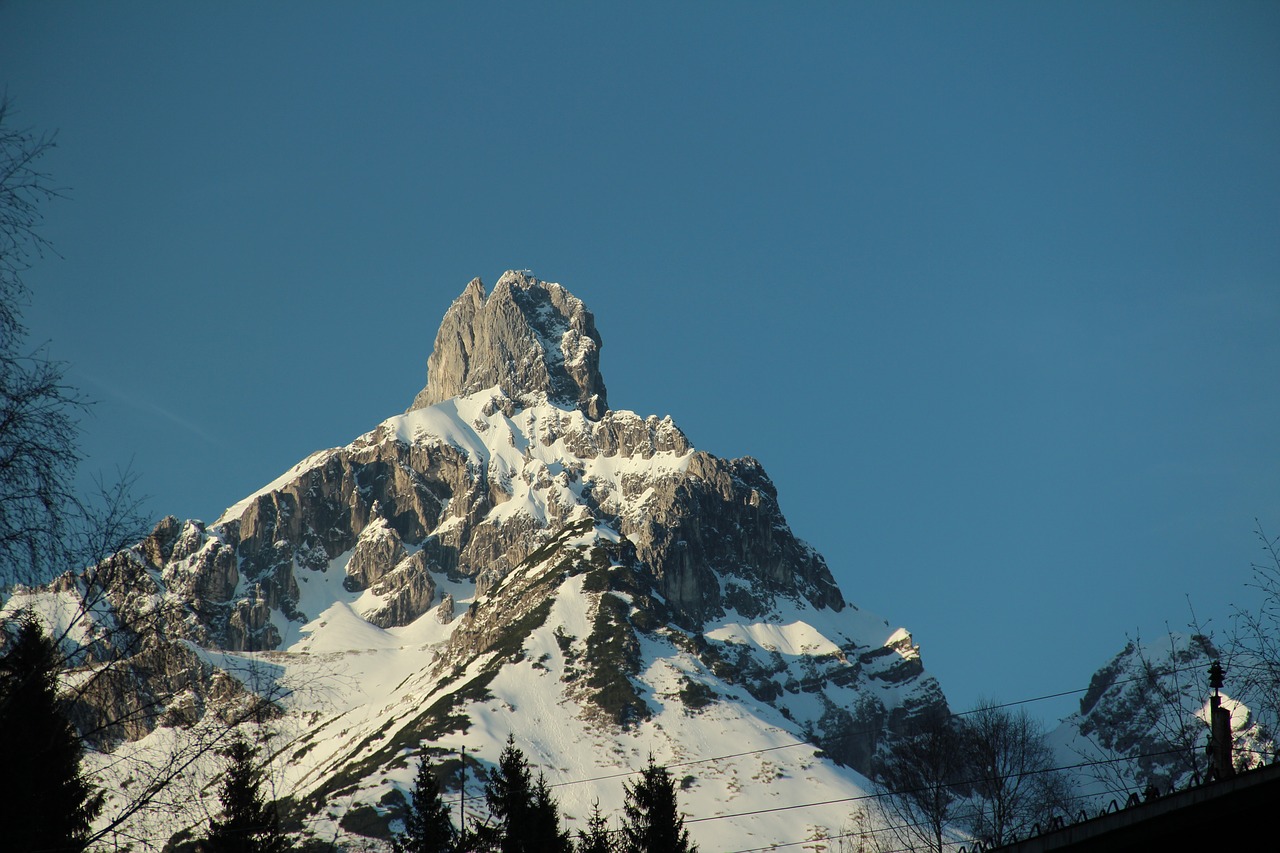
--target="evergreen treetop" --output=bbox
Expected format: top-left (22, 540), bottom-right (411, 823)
top-left (0, 614), bottom-right (102, 853)
top-left (476, 734), bottom-right (571, 853)
top-left (394, 754), bottom-right (457, 853)
top-left (618, 757), bottom-right (696, 853)
top-left (202, 735), bottom-right (290, 853)
top-left (574, 799), bottom-right (613, 853)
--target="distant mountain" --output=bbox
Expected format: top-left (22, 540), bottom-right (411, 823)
top-left (5, 271), bottom-right (949, 850)
top-left (1050, 632), bottom-right (1273, 801)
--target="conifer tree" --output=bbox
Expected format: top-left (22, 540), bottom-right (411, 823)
top-left (0, 615), bottom-right (102, 852)
top-left (529, 772), bottom-right (572, 853)
top-left (394, 755), bottom-right (457, 853)
top-left (477, 734), bottom-right (571, 853)
top-left (618, 757), bottom-right (696, 853)
top-left (203, 735), bottom-right (290, 853)
top-left (575, 799), bottom-right (613, 853)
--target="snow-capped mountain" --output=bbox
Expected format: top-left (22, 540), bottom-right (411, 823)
top-left (5, 272), bottom-right (948, 850)
top-left (1050, 632), bottom-right (1273, 801)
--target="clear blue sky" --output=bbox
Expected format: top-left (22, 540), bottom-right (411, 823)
top-left (3, 1), bottom-right (1277, 726)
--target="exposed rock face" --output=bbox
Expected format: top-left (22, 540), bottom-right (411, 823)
top-left (409, 271), bottom-right (608, 419)
top-left (365, 551), bottom-right (436, 629)
top-left (225, 586), bottom-right (280, 651)
top-left (435, 591), bottom-right (455, 623)
top-left (621, 452), bottom-right (844, 624)
top-left (344, 515), bottom-right (406, 591)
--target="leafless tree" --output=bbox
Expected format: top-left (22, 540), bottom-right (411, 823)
top-left (0, 95), bottom-right (98, 591)
top-left (0, 97), bottom-right (300, 851)
top-left (1227, 520), bottom-right (1280, 750)
top-left (831, 804), bottom-right (892, 853)
top-left (958, 700), bottom-right (1074, 846)
top-left (873, 709), bottom-right (966, 853)
top-left (0, 94), bottom-right (150, 690)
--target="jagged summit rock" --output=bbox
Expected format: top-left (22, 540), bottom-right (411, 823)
top-left (409, 271), bottom-right (609, 420)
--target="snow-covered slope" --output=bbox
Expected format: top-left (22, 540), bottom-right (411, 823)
top-left (250, 520), bottom-right (932, 850)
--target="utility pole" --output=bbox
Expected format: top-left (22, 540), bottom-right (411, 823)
top-left (460, 745), bottom-right (467, 830)
top-left (1206, 661), bottom-right (1235, 780)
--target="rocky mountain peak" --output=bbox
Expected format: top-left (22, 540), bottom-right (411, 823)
top-left (4, 270), bottom-right (955, 850)
top-left (409, 271), bottom-right (609, 419)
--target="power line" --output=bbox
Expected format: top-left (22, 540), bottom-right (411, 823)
top-left (718, 760), bottom-right (1222, 853)
top-left (673, 745), bottom-right (1198, 829)
top-left (724, 813), bottom-right (941, 853)
top-left (540, 660), bottom-right (1210, 792)
top-left (95, 649), bottom-right (1233, 847)
top-left (545, 739), bottom-right (816, 789)
top-left (254, 731), bottom-right (1250, 852)
top-left (680, 746), bottom-right (1209, 853)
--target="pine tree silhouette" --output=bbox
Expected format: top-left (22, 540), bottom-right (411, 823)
top-left (618, 757), bottom-right (696, 853)
top-left (0, 615), bottom-right (103, 852)
top-left (202, 736), bottom-right (290, 852)
top-left (575, 799), bottom-right (613, 853)
top-left (477, 734), bottom-right (571, 853)
top-left (529, 771), bottom-right (572, 853)
top-left (394, 755), bottom-right (457, 853)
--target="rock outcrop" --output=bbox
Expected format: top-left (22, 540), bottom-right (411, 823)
top-left (409, 271), bottom-right (608, 419)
